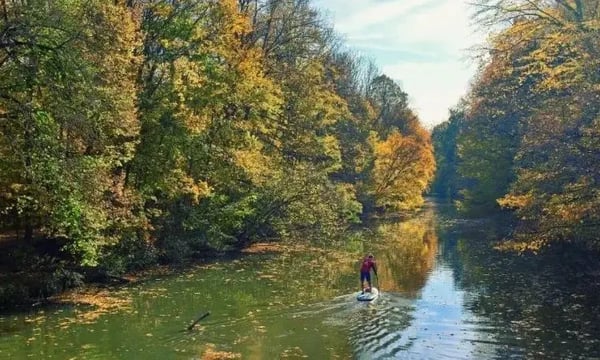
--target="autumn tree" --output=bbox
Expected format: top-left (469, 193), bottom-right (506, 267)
top-left (129, 0), bottom-right (289, 258)
top-left (363, 75), bottom-right (435, 211)
top-left (431, 105), bottom-right (465, 200)
top-left (438, 0), bottom-right (600, 250)
top-left (493, 0), bottom-right (600, 250)
top-left (0, 0), bottom-right (438, 282)
top-left (0, 0), bottom-right (140, 265)
top-left (237, 0), bottom-right (364, 233)
top-left (370, 130), bottom-right (435, 210)
top-left (327, 51), bottom-right (378, 192)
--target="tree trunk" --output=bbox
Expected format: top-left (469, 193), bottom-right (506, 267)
top-left (1, 0), bottom-right (7, 21)
top-left (24, 220), bottom-right (33, 243)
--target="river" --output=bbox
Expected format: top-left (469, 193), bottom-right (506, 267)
top-left (1, 200), bottom-right (599, 359)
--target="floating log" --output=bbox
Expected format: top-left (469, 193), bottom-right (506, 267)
top-left (187, 311), bottom-right (210, 331)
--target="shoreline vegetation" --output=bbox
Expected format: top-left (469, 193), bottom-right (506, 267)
top-left (1, 0), bottom-right (599, 312)
top-left (431, 1), bottom-right (600, 252)
top-left (4, 204), bottom-right (600, 316)
top-left (2, 240), bottom-right (354, 315)
top-left (0, 0), bottom-right (435, 310)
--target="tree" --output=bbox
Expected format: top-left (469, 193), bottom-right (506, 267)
top-left (370, 130), bottom-right (435, 211)
top-left (459, 0), bottom-right (600, 250)
top-left (0, 0), bottom-right (140, 265)
top-left (368, 74), bottom-right (410, 136)
top-left (431, 105), bottom-right (465, 200)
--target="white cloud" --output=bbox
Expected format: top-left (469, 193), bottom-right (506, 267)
top-left (314, 0), bottom-right (483, 127)
top-left (334, 0), bottom-right (435, 33)
top-left (383, 61), bottom-right (476, 128)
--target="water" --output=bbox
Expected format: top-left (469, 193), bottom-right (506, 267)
top-left (1, 200), bottom-right (599, 359)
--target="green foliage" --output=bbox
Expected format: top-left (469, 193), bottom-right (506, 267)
top-left (0, 0), bottom-right (140, 267)
top-left (431, 106), bottom-right (463, 199)
top-left (0, 0), bottom-right (435, 300)
top-left (100, 234), bottom-right (158, 274)
top-left (436, 0), bottom-right (600, 250)
top-left (368, 74), bottom-right (410, 136)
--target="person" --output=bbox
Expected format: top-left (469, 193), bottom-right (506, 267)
top-left (360, 254), bottom-right (377, 293)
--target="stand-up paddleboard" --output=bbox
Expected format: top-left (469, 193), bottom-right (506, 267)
top-left (357, 287), bottom-right (379, 301)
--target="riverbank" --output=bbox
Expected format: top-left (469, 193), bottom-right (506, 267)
top-left (3, 202), bottom-right (600, 358)
top-left (2, 204), bottom-right (600, 314)
top-left (0, 238), bottom-right (357, 313)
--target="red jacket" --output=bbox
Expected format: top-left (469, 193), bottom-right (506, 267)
top-left (360, 258), bottom-right (376, 273)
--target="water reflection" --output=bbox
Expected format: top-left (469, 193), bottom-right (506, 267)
top-left (438, 215), bottom-right (600, 359)
top-left (371, 216), bottom-right (438, 295)
top-left (2, 200), bottom-right (600, 359)
top-left (345, 205), bottom-right (487, 359)
top-left (342, 265), bottom-right (493, 359)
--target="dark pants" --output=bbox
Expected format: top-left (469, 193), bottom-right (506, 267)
top-left (360, 271), bottom-right (371, 283)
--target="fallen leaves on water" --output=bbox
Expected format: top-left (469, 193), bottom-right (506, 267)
top-left (257, 272), bottom-right (276, 280)
top-left (137, 287), bottom-right (168, 297)
top-left (242, 242), bottom-right (285, 254)
top-left (280, 346), bottom-right (308, 358)
top-left (242, 242), bottom-right (333, 255)
top-left (52, 288), bottom-right (132, 328)
top-left (255, 325), bottom-right (267, 334)
top-left (24, 314), bottom-right (46, 325)
top-left (201, 344), bottom-right (241, 360)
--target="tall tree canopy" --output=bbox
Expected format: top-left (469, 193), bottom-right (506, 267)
top-left (433, 0), bottom-right (600, 250)
top-left (0, 0), bottom-right (434, 275)
top-left (0, 0), bottom-right (140, 265)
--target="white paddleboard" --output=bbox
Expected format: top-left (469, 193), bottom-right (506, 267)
top-left (356, 287), bottom-right (379, 301)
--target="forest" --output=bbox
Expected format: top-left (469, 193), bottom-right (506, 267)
top-left (0, 0), bottom-right (435, 306)
top-left (432, 0), bottom-right (600, 253)
top-left (3, 0), bottom-right (599, 312)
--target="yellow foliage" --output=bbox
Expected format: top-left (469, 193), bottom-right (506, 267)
top-left (233, 143), bottom-right (277, 186)
top-left (149, 3), bottom-right (173, 17)
top-left (495, 238), bottom-right (546, 253)
top-left (371, 130), bottom-right (435, 210)
top-left (498, 193), bottom-right (533, 209)
top-left (165, 168), bottom-right (212, 204)
top-left (150, 0), bottom-right (282, 142)
top-left (322, 134), bottom-right (342, 169)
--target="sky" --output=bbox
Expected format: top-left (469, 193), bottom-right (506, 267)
top-left (313, 0), bottom-right (484, 128)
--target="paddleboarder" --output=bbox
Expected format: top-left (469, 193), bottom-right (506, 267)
top-left (360, 254), bottom-right (377, 293)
